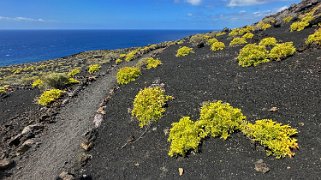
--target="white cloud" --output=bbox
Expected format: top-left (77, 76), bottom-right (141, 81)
top-left (228, 0), bottom-right (268, 7)
top-left (0, 16), bottom-right (45, 22)
top-left (277, 6), bottom-right (288, 12)
top-left (186, 0), bottom-right (202, 5)
top-left (187, 13), bottom-right (193, 16)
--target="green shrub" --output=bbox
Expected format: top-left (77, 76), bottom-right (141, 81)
top-left (131, 87), bottom-right (173, 128)
top-left (242, 119), bottom-right (298, 158)
top-left (168, 117), bottom-right (203, 157)
top-left (207, 38), bottom-right (219, 46)
top-left (197, 101), bottom-right (246, 140)
top-left (68, 68), bottom-right (81, 77)
top-left (242, 32), bottom-right (254, 39)
top-left (37, 89), bottom-right (65, 106)
top-left (256, 21), bottom-right (272, 30)
top-left (116, 66), bottom-right (141, 85)
top-left (189, 34), bottom-right (211, 46)
top-left (306, 28), bottom-right (321, 46)
top-left (32, 79), bottom-right (44, 88)
top-left (210, 42), bottom-right (225, 51)
top-left (237, 44), bottom-right (269, 67)
top-left (259, 37), bottom-right (278, 47)
top-left (230, 37), bottom-right (247, 47)
top-left (215, 31), bottom-right (226, 37)
top-left (176, 46), bottom-right (194, 57)
top-left (115, 59), bottom-right (123, 64)
top-left (144, 57), bottom-right (162, 69)
top-left (269, 42), bottom-right (296, 61)
top-left (42, 73), bottom-right (71, 89)
top-left (283, 16), bottom-right (293, 23)
top-left (88, 64), bottom-right (101, 74)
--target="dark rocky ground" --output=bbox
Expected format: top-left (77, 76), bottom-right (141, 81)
top-left (80, 25), bottom-right (321, 179)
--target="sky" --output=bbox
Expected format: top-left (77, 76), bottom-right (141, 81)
top-left (0, 0), bottom-right (301, 30)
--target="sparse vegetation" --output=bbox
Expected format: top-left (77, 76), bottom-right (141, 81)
top-left (259, 37), bottom-right (278, 47)
top-left (242, 32), bottom-right (254, 39)
top-left (290, 8), bottom-right (316, 31)
top-left (256, 21), bottom-right (272, 30)
top-left (207, 38), bottom-right (219, 46)
top-left (229, 26), bottom-right (254, 37)
top-left (37, 89), bottom-right (65, 106)
top-left (215, 31), bottom-right (226, 37)
top-left (168, 116), bottom-right (203, 157)
top-left (131, 87), bottom-right (173, 128)
top-left (230, 37), bottom-right (247, 47)
top-left (189, 34), bottom-right (211, 46)
top-left (115, 59), bottom-right (123, 64)
top-left (88, 64), bottom-right (101, 74)
top-left (0, 86), bottom-right (6, 94)
top-left (242, 119), bottom-right (299, 158)
top-left (32, 79), bottom-right (44, 88)
top-left (68, 68), bottom-right (81, 77)
top-left (176, 46), bottom-right (194, 57)
top-left (144, 57), bottom-right (162, 69)
top-left (125, 49), bottom-right (140, 62)
top-left (306, 28), bottom-right (321, 46)
top-left (283, 16), bottom-right (293, 23)
top-left (237, 44), bottom-right (269, 67)
top-left (210, 42), bottom-right (225, 51)
top-left (269, 42), bottom-right (296, 61)
top-left (116, 66), bottom-right (141, 85)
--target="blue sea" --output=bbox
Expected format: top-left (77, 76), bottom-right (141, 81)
top-left (0, 30), bottom-right (209, 66)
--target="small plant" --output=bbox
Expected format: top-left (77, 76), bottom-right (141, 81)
top-left (242, 32), bottom-right (254, 39)
top-left (42, 73), bottom-right (71, 89)
top-left (131, 87), bottom-right (173, 128)
top-left (67, 77), bottom-right (80, 84)
top-left (290, 10), bottom-right (315, 32)
top-left (242, 119), bottom-right (298, 158)
top-left (230, 37), bottom-right (247, 47)
top-left (229, 26), bottom-right (254, 37)
top-left (256, 21), bottom-right (272, 30)
top-left (88, 64), bottom-right (101, 74)
top-left (259, 37), bottom-right (278, 47)
top-left (269, 42), bottom-right (296, 61)
top-left (68, 68), bottom-right (81, 77)
top-left (0, 86), bottom-right (6, 94)
top-left (237, 44), bottom-right (269, 67)
top-left (125, 49), bottom-right (139, 62)
top-left (176, 46), bottom-right (194, 57)
top-left (207, 38), bottom-right (218, 46)
top-left (283, 16), bottom-right (293, 23)
top-left (306, 28), bottom-right (321, 46)
top-left (115, 59), bottom-right (123, 64)
top-left (215, 31), bottom-right (226, 37)
top-left (37, 89), bottom-right (65, 106)
top-left (144, 57), bottom-right (162, 69)
top-left (116, 66), bottom-right (141, 85)
top-left (210, 42), bottom-right (225, 51)
top-left (197, 101), bottom-right (246, 140)
top-left (32, 79), bottom-right (44, 88)
top-left (168, 116), bottom-right (203, 157)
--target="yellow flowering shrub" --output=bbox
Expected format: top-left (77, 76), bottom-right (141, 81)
top-left (176, 46), bottom-right (194, 57)
top-left (125, 49), bottom-right (140, 62)
top-left (290, 10), bottom-right (315, 31)
top-left (242, 119), bottom-right (299, 158)
top-left (256, 21), bottom-right (272, 30)
top-left (88, 64), bottom-right (101, 74)
top-left (197, 101), bottom-right (246, 140)
top-left (230, 37), bottom-right (247, 47)
top-left (237, 44), bottom-right (269, 67)
top-left (269, 42), bottom-right (296, 61)
top-left (32, 79), bottom-right (44, 88)
top-left (132, 87), bottom-right (173, 128)
top-left (37, 89), bottom-right (65, 106)
top-left (259, 37), bottom-right (278, 47)
top-left (210, 42), bottom-right (225, 51)
top-left (168, 117), bottom-right (203, 157)
top-left (144, 57), bottom-right (162, 69)
top-left (207, 38), bottom-right (219, 46)
top-left (215, 31), bottom-right (226, 37)
top-left (242, 32), bottom-right (254, 39)
top-left (115, 59), bottom-right (123, 64)
top-left (306, 28), bottom-right (321, 46)
top-left (283, 16), bottom-right (293, 23)
top-left (116, 66), bottom-right (141, 85)
top-left (68, 68), bottom-right (81, 77)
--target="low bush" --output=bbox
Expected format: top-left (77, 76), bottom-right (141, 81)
top-left (211, 42), bottom-right (225, 51)
top-left (283, 16), bottom-right (293, 23)
top-left (125, 49), bottom-right (139, 61)
top-left (269, 42), bottom-right (296, 61)
top-left (230, 37), bottom-right (247, 47)
top-left (131, 87), bottom-right (173, 128)
top-left (229, 26), bottom-right (254, 37)
top-left (207, 38), bottom-right (219, 46)
top-left (42, 73), bottom-right (71, 89)
top-left (37, 89), bottom-right (65, 106)
top-left (88, 64), bottom-right (101, 74)
top-left (242, 32), bottom-right (254, 39)
top-left (237, 44), bottom-right (269, 67)
top-left (144, 57), bottom-right (162, 69)
top-left (290, 21), bottom-right (310, 32)
top-left (189, 34), bottom-right (211, 46)
top-left (68, 68), bottom-right (81, 77)
top-left (32, 79), bottom-right (44, 88)
top-left (176, 46), bottom-right (194, 57)
top-left (115, 59), bottom-right (123, 64)
top-left (306, 28), bottom-right (321, 46)
top-left (259, 37), bottom-right (278, 47)
top-left (168, 116), bottom-right (203, 157)
top-left (116, 66), bottom-right (141, 85)
top-left (256, 21), bottom-right (272, 30)
top-left (242, 119), bottom-right (298, 158)
top-left (197, 101), bottom-right (246, 140)
top-left (215, 31), bottom-right (226, 37)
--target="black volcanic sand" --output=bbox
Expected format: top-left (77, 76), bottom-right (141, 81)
top-left (81, 25), bottom-right (321, 179)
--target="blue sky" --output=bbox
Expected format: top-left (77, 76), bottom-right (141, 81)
top-left (0, 0), bottom-right (300, 30)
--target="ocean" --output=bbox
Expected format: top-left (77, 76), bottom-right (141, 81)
top-left (0, 30), bottom-right (209, 66)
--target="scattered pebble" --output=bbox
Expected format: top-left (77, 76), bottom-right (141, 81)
top-left (287, 166), bottom-right (291, 169)
top-left (93, 114), bottom-right (103, 128)
top-left (268, 107), bottom-right (279, 112)
top-left (254, 159), bottom-right (270, 174)
top-left (298, 122), bottom-right (304, 126)
top-left (0, 158), bottom-right (14, 170)
top-left (178, 168), bottom-right (184, 176)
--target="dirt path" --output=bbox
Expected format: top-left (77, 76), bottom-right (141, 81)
top-left (9, 48), bottom-right (165, 180)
